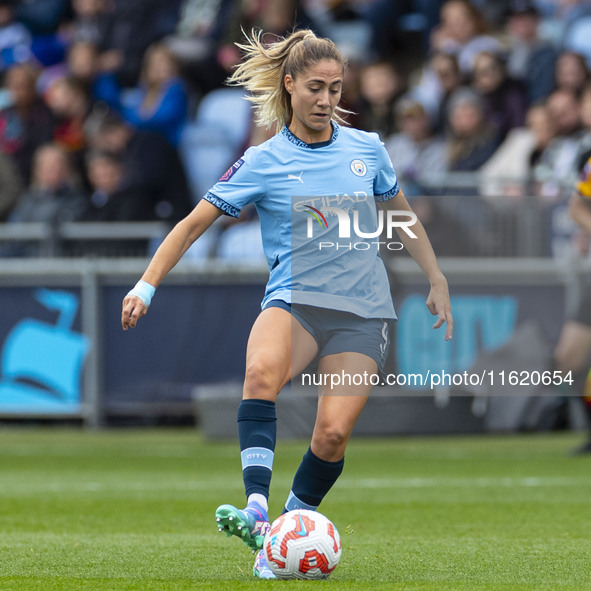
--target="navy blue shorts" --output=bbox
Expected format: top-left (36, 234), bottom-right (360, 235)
top-left (264, 300), bottom-right (393, 371)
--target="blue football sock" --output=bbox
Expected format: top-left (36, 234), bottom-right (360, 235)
top-left (237, 399), bottom-right (276, 500)
top-left (283, 446), bottom-right (344, 512)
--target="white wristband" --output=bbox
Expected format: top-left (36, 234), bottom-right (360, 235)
top-left (127, 280), bottom-right (156, 307)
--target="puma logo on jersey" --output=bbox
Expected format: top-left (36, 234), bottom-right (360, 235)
top-left (288, 172), bottom-right (304, 183)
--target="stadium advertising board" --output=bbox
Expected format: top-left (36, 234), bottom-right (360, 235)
top-left (0, 288), bottom-right (89, 415)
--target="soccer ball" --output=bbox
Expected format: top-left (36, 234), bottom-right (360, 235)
top-left (263, 509), bottom-right (342, 579)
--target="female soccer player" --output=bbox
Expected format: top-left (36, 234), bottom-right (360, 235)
top-left (121, 29), bottom-right (453, 578)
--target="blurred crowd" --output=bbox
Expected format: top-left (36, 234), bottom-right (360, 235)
top-left (1, 0), bottom-right (591, 258)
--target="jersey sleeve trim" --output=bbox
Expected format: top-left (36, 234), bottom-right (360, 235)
top-left (375, 182), bottom-right (400, 202)
top-left (203, 191), bottom-right (241, 218)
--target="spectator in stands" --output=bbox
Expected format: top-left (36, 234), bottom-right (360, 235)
top-left (0, 151), bottom-right (22, 220)
top-left (431, 0), bottom-right (502, 75)
top-left (15, 0), bottom-right (69, 36)
top-left (45, 75), bottom-right (90, 184)
top-left (360, 0), bottom-right (440, 60)
top-left (554, 51), bottom-right (590, 98)
top-left (505, 0), bottom-right (557, 104)
top-left (45, 76), bottom-right (90, 150)
top-left (68, 0), bottom-right (108, 46)
top-left (8, 143), bottom-right (86, 224)
top-left (37, 41), bottom-right (101, 98)
top-left (68, 41), bottom-right (101, 89)
top-left (170, 0), bottom-right (318, 95)
top-left (471, 50), bottom-right (527, 139)
top-left (445, 87), bottom-right (502, 171)
top-left (430, 51), bottom-right (464, 134)
top-left (473, 0), bottom-right (509, 27)
top-left (549, 88), bottom-right (584, 137)
top-left (527, 102), bottom-right (556, 170)
top-left (67, 0), bottom-right (170, 87)
top-left (26, 23), bottom-right (68, 71)
top-left (95, 43), bottom-right (188, 147)
top-left (385, 98), bottom-right (447, 196)
top-left (543, 0), bottom-right (591, 51)
top-left (576, 84), bottom-right (591, 161)
top-left (151, 0), bottom-right (184, 41)
top-left (479, 102), bottom-right (557, 198)
top-left (81, 150), bottom-right (152, 221)
top-left (101, 0), bottom-right (175, 87)
top-left (239, 0), bottom-right (314, 38)
top-left (85, 108), bottom-right (192, 222)
top-left (0, 0), bottom-right (32, 73)
top-left (357, 61), bottom-right (405, 137)
top-left (532, 89), bottom-right (585, 199)
top-left (0, 63), bottom-right (55, 183)
top-left (165, 0), bottom-right (237, 93)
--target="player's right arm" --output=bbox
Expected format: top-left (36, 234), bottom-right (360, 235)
top-left (122, 148), bottom-right (263, 330)
top-left (121, 200), bottom-right (223, 330)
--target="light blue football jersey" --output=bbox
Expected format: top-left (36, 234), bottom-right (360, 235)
top-left (203, 123), bottom-right (400, 319)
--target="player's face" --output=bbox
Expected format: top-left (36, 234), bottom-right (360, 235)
top-left (284, 59), bottom-right (343, 143)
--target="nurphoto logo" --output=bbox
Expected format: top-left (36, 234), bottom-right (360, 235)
top-left (304, 205), bottom-right (418, 251)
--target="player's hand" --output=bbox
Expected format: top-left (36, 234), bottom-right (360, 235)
top-left (426, 275), bottom-right (453, 341)
top-left (121, 295), bottom-right (148, 330)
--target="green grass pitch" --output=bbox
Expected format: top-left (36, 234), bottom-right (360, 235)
top-left (0, 429), bottom-right (589, 590)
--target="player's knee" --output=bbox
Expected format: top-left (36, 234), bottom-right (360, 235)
top-left (244, 359), bottom-right (284, 397)
top-left (312, 427), bottom-right (348, 459)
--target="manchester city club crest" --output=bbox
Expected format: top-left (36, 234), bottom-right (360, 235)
top-left (350, 159), bottom-right (367, 177)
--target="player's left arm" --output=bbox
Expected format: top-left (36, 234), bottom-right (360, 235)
top-left (378, 190), bottom-right (453, 341)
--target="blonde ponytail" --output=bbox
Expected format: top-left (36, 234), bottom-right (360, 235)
top-left (227, 29), bottom-right (347, 130)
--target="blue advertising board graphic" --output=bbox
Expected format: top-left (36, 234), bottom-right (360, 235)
top-left (394, 282), bottom-right (564, 389)
top-left (397, 295), bottom-right (518, 383)
top-left (0, 289), bottom-right (89, 414)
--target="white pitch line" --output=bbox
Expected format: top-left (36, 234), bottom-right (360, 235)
top-left (0, 480), bottom-right (245, 495)
top-left (0, 447), bottom-right (197, 458)
top-left (339, 476), bottom-right (591, 489)
top-left (0, 475), bottom-right (587, 496)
